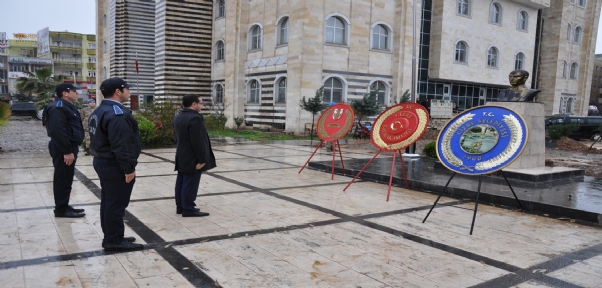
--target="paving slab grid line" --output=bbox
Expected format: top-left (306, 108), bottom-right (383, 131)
top-left (0, 141), bottom-right (602, 287)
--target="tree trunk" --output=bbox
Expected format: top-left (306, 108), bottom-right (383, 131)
top-left (310, 114), bottom-right (315, 146)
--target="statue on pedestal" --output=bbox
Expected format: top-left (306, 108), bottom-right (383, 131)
top-left (497, 69), bottom-right (540, 102)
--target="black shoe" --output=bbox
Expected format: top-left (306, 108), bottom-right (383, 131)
top-left (182, 211), bottom-right (209, 217)
top-left (103, 240), bottom-right (144, 251)
top-left (177, 208), bottom-right (199, 214)
top-left (68, 205), bottom-right (85, 213)
top-left (54, 210), bottom-right (85, 218)
top-left (102, 237), bottom-right (136, 248)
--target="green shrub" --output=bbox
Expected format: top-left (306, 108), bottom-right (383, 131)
top-left (137, 99), bottom-right (180, 147)
top-left (134, 114), bottom-right (158, 147)
top-left (423, 141), bottom-right (437, 158)
top-left (234, 117), bottom-right (244, 130)
top-left (0, 102), bottom-right (10, 127)
top-left (548, 124), bottom-right (579, 140)
top-left (205, 114), bottom-right (228, 131)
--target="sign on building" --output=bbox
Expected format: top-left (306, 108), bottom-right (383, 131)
top-left (37, 27), bottom-right (50, 57)
top-left (0, 32), bottom-right (8, 48)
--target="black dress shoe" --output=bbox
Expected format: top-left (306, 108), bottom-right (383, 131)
top-left (68, 205), bottom-right (85, 213)
top-left (177, 208), bottom-right (199, 214)
top-left (182, 211), bottom-right (210, 217)
top-left (54, 210), bottom-right (85, 218)
top-left (104, 240), bottom-right (144, 251)
top-left (102, 237), bottom-right (136, 248)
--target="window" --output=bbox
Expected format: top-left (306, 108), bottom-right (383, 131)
top-left (20, 48), bottom-right (27, 55)
top-left (566, 97), bottom-right (575, 113)
top-left (323, 77), bottom-right (344, 103)
top-left (489, 3), bottom-right (501, 24)
top-left (325, 16), bottom-right (346, 44)
top-left (514, 52), bottom-right (525, 70)
top-left (567, 24), bottom-right (572, 42)
top-left (103, 14), bottom-right (107, 28)
top-left (214, 84), bottom-right (224, 104)
top-left (578, 0), bottom-right (586, 7)
top-left (487, 47), bottom-right (499, 68)
top-left (574, 26), bottom-right (582, 44)
top-left (369, 81), bottom-right (388, 106)
top-left (215, 41), bottom-right (224, 61)
top-left (517, 11), bottom-right (528, 31)
top-left (249, 25), bottom-right (262, 50)
top-left (371, 24), bottom-right (389, 50)
top-left (455, 41), bottom-right (468, 63)
top-left (216, 0), bottom-right (225, 18)
top-left (277, 17), bottom-right (288, 45)
top-left (88, 43), bottom-right (96, 49)
top-left (103, 41), bottom-right (107, 53)
top-left (247, 80), bottom-right (260, 103)
top-left (570, 62), bottom-right (578, 79)
top-left (88, 71), bottom-right (96, 77)
top-left (457, 0), bottom-right (470, 16)
top-left (275, 77), bottom-right (286, 104)
top-left (103, 66), bottom-right (107, 79)
top-left (563, 61), bottom-right (568, 78)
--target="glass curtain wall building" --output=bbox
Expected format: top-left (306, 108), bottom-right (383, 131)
top-left (418, 0), bottom-right (506, 112)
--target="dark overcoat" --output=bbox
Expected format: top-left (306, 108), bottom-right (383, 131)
top-left (174, 109), bottom-right (216, 173)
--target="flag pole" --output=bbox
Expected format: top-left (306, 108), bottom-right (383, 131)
top-left (136, 52), bottom-right (140, 103)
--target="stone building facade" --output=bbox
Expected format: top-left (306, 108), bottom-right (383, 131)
top-left (591, 54), bottom-right (602, 110)
top-left (537, 0), bottom-right (602, 116)
top-left (212, 0), bottom-right (549, 133)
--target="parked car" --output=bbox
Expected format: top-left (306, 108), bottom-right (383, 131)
top-left (545, 115), bottom-right (602, 140)
top-left (10, 102), bottom-right (39, 119)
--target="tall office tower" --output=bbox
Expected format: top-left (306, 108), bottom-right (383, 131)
top-left (154, 0), bottom-right (213, 102)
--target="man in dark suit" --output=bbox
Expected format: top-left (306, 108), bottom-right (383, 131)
top-left (173, 95), bottom-right (216, 217)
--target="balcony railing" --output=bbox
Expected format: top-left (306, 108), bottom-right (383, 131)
top-left (87, 49), bottom-right (96, 56)
top-left (54, 61), bottom-right (82, 68)
top-left (57, 75), bottom-right (84, 81)
top-left (86, 63), bottom-right (96, 70)
top-left (50, 46), bottom-right (82, 54)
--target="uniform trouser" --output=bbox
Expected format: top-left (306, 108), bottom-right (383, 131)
top-left (93, 158), bottom-right (135, 244)
top-left (175, 170), bottom-right (202, 213)
top-left (49, 141), bottom-right (79, 212)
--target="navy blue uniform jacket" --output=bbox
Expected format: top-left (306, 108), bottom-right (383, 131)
top-left (45, 99), bottom-right (85, 154)
top-left (173, 109), bottom-right (216, 173)
top-left (88, 100), bottom-right (141, 174)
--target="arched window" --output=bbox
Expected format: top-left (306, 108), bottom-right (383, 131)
top-left (214, 84), bottom-right (224, 103)
top-left (566, 97), bottom-right (575, 113)
top-left (247, 80), bottom-right (261, 103)
top-left (455, 41), bottom-right (468, 63)
top-left (103, 14), bottom-right (107, 28)
top-left (567, 24), bottom-right (572, 42)
top-left (215, 41), bottom-right (224, 61)
top-left (277, 17), bottom-right (289, 45)
top-left (371, 24), bottom-right (389, 50)
top-left (369, 81), bottom-right (388, 106)
top-left (487, 47), bottom-right (499, 68)
top-left (248, 25), bottom-right (262, 50)
top-left (574, 26), bottom-right (582, 44)
top-left (216, 0), bottom-right (225, 18)
top-left (323, 77), bottom-right (344, 103)
top-left (489, 3), bottom-right (501, 24)
top-left (563, 61), bottom-right (568, 78)
top-left (570, 62), bottom-right (578, 79)
top-left (325, 16), bottom-right (346, 44)
top-left (457, 0), bottom-right (470, 16)
top-left (103, 41), bottom-right (107, 53)
top-left (514, 52), bottom-right (525, 70)
top-left (578, 0), bottom-right (587, 7)
top-left (517, 11), bottom-right (528, 30)
top-left (103, 66), bottom-right (107, 79)
top-left (275, 77), bottom-right (286, 104)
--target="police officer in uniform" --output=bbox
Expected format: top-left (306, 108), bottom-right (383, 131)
top-left (46, 84), bottom-right (85, 218)
top-left (89, 77), bottom-right (143, 251)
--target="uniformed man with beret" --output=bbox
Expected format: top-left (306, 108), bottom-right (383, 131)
top-left (88, 77), bottom-right (143, 251)
top-left (46, 83), bottom-right (85, 218)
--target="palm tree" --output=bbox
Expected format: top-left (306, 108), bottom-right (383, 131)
top-left (16, 67), bottom-right (66, 109)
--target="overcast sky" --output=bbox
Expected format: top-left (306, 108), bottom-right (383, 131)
top-left (1, 0), bottom-right (602, 54)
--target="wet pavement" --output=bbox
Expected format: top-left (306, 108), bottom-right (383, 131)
top-left (1, 139), bottom-right (602, 287)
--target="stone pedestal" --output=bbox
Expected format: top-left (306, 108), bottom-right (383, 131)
top-left (486, 102), bottom-right (545, 169)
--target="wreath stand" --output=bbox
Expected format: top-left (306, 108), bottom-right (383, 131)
top-left (299, 140), bottom-right (346, 180)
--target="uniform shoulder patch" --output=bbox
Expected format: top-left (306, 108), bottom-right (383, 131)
top-left (56, 100), bottom-right (63, 107)
top-left (113, 105), bottom-right (124, 115)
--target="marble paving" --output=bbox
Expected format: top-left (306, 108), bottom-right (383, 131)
top-left (1, 140), bottom-right (602, 287)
